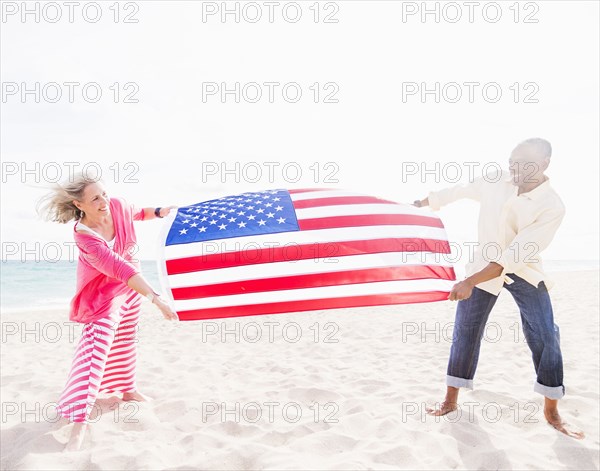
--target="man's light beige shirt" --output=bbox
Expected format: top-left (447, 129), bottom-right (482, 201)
top-left (428, 171), bottom-right (565, 295)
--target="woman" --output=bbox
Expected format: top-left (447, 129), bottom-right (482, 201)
top-left (38, 173), bottom-right (179, 451)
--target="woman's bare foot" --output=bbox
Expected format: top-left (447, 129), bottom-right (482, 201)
top-left (426, 386), bottom-right (459, 416)
top-left (122, 391), bottom-right (152, 402)
top-left (544, 399), bottom-right (584, 439)
top-left (64, 422), bottom-right (87, 452)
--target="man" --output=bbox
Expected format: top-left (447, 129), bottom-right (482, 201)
top-left (414, 138), bottom-right (583, 439)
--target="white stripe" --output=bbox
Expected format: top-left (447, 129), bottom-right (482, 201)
top-left (60, 390), bottom-right (90, 406)
top-left (164, 225), bottom-right (448, 260)
top-left (101, 378), bottom-right (134, 389)
top-left (167, 251), bottom-right (452, 288)
top-left (290, 190), bottom-right (371, 201)
top-left (105, 350), bottom-right (136, 364)
top-left (173, 278), bottom-right (454, 311)
top-left (295, 203), bottom-right (438, 219)
top-left (60, 371), bottom-right (92, 397)
top-left (105, 351), bottom-right (135, 366)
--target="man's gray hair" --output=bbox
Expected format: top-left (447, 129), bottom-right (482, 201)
top-left (516, 137), bottom-right (552, 160)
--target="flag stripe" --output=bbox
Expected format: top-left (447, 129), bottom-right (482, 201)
top-left (293, 196), bottom-right (396, 209)
top-left (164, 226), bottom-right (449, 260)
top-left (172, 278), bottom-right (455, 311)
top-left (167, 252), bottom-right (454, 288)
top-left (166, 238), bottom-right (451, 275)
top-left (288, 188), bottom-right (335, 195)
top-left (171, 265), bottom-right (455, 300)
top-left (176, 291), bottom-right (451, 320)
top-left (298, 214), bottom-right (444, 231)
top-left (294, 203), bottom-right (428, 219)
top-left (289, 189), bottom-right (368, 200)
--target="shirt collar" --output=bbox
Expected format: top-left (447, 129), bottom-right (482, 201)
top-left (517, 176), bottom-right (551, 200)
top-left (502, 172), bottom-right (551, 199)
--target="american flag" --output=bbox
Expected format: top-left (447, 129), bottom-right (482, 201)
top-left (157, 189), bottom-right (456, 321)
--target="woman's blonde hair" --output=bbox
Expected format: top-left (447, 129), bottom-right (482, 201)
top-left (37, 172), bottom-right (102, 223)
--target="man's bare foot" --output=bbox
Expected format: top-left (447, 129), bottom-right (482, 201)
top-left (64, 422), bottom-right (87, 452)
top-left (122, 391), bottom-right (152, 402)
top-left (426, 386), bottom-right (459, 416)
top-left (544, 399), bottom-right (584, 439)
top-left (426, 401), bottom-right (458, 416)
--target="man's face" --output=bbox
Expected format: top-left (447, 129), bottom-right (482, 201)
top-left (508, 145), bottom-right (548, 186)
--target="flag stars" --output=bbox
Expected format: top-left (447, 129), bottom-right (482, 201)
top-left (171, 190), bottom-right (297, 243)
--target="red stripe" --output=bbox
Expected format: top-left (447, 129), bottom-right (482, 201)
top-left (293, 196), bottom-right (397, 209)
top-left (172, 266), bottom-right (456, 300)
top-left (299, 214), bottom-right (444, 231)
top-left (103, 363), bottom-right (136, 376)
top-left (176, 291), bottom-right (451, 320)
top-left (101, 372), bottom-right (135, 387)
top-left (288, 188), bottom-right (334, 194)
top-left (166, 238), bottom-right (450, 275)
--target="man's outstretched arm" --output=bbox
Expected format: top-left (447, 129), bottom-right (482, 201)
top-left (414, 175), bottom-right (486, 211)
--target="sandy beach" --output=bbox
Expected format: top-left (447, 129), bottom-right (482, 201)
top-left (1, 269), bottom-right (598, 470)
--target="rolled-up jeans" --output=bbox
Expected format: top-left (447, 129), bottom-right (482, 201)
top-left (446, 273), bottom-right (565, 399)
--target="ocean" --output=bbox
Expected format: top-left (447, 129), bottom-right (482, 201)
top-left (0, 260), bottom-right (161, 312)
top-left (0, 259), bottom-right (598, 312)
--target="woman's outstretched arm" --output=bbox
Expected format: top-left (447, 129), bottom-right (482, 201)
top-left (139, 206), bottom-right (178, 220)
top-left (127, 273), bottom-right (179, 321)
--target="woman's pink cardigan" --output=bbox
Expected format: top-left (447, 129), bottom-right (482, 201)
top-left (69, 197), bottom-right (145, 324)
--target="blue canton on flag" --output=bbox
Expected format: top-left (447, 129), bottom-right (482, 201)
top-left (165, 189), bottom-right (300, 246)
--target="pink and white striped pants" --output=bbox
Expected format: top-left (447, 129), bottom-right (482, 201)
top-left (57, 290), bottom-right (142, 423)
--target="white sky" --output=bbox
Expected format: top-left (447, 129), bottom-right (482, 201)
top-left (1, 0), bottom-right (598, 262)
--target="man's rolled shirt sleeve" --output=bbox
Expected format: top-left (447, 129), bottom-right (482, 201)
top-left (496, 207), bottom-right (566, 275)
top-left (76, 237), bottom-right (140, 283)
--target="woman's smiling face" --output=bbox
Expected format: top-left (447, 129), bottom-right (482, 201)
top-left (74, 182), bottom-right (111, 217)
